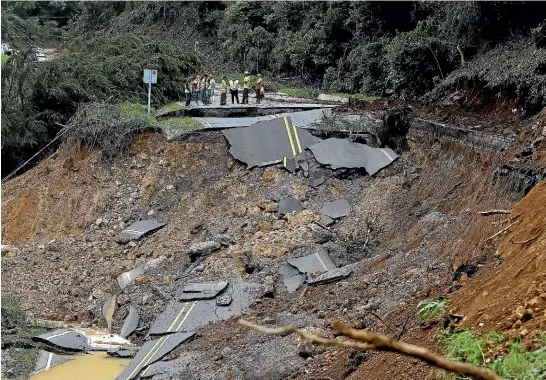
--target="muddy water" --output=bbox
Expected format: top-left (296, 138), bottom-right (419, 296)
top-left (30, 352), bottom-right (130, 380)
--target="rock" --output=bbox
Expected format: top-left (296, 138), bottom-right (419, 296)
top-left (277, 196), bottom-right (303, 215)
top-left (221, 346), bottom-right (233, 356)
top-left (147, 209), bottom-right (155, 216)
top-left (265, 203), bottom-right (278, 213)
top-left (258, 220), bottom-right (271, 232)
top-left (128, 241), bottom-right (137, 248)
top-left (215, 234), bottom-right (236, 247)
top-left (320, 199), bottom-right (351, 219)
top-left (272, 220), bottom-right (286, 230)
top-left (187, 241), bottom-right (221, 260)
top-left (51, 278), bottom-right (61, 285)
top-left (95, 218), bottom-right (104, 227)
top-left (298, 340), bottom-right (314, 358)
top-left (193, 264), bottom-right (205, 273)
top-left (320, 215), bottom-right (334, 227)
top-left (216, 294), bottom-right (232, 307)
top-left (262, 276), bottom-right (275, 298)
top-left (542, 126), bottom-right (546, 137)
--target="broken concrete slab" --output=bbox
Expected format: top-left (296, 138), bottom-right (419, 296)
top-left (320, 199), bottom-right (351, 219)
top-left (102, 295), bottom-right (117, 332)
top-left (117, 257), bottom-right (165, 290)
top-left (116, 331), bottom-right (195, 380)
top-left (216, 293), bottom-right (232, 306)
top-left (287, 249), bottom-right (336, 275)
top-left (177, 281), bottom-right (229, 301)
top-left (116, 220), bottom-right (166, 244)
top-left (311, 175), bottom-right (325, 188)
top-left (308, 138), bottom-right (398, 175)
top-left (320, 215), bottom-right (334, 226)
top-left (222, 117), bottom-right (321, 167)
top-left (31, 350), bottom-right (71, 375)
top-left (186, 241), bottom-right (221, 261)
top-left (307, 265), bottom-right (352, 285)
top-left (283, 157), bottom-right (297, 173)
top-left (107, 345), bottom-right (140, 358)
top-left (148, 282), bottom-right (262, 336)
top-left (34, 329), bottom-right (89, 352)
top-left (120, 305), bottom-right (140, 339)
top-left (280, 263), bottom-right (306, 292)
top-left (277, 196), bottom-right (303, 215)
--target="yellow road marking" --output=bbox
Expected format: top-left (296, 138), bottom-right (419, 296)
top-left (175, 301), bottom-right (197, 331)
top-left (283, 117), bottom-right (296, 157)
top-left (124, 302), bottom-right (191, 380)
top-left (139, 301), bottom-right (197, 377)
top-left (283, 157), bottom-right (287, 167)
top-left (291, 123), bottom-right (302, 154)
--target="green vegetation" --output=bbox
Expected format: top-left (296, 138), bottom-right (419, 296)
top-left (417, 297), bottom-right (448, 320)
top-left (278, 87), bottom-right (316, 99)
top-left (1, 34), bottom-right (200, 177)
top-left (436, 330), bottom-right (546, 380)
top-left (157, 102), bottom-right (186, 116)
top-left (1, 55), bottom-right (9, 63)
top-left (332, 93), bottom-right (379, 101)
top-left (1, 295), bottom-right (53, 380)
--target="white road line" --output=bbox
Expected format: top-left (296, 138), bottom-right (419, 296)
top-left (379, 148), bottom-right (396, 161)
top-left (45, 353), bottom-right (53, 371)
top-left (45, 330), bottom-right (72, 340)
top-left (195, 117), bottom-right (213, 129)
top-left (314, 252), bottom-right (329, 271)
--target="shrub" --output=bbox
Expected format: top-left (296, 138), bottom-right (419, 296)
top-left (417, 297), bottom-right (448, 320)
top-left (1, 34), bottom-right (201, 177)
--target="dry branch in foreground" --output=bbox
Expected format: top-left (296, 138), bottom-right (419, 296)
top-left (478, 209), bottom-right (511, 216)
top-left (239, 319), bottom-right (503, 380)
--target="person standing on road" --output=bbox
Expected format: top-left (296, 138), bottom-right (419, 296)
top-left (209, 74), bottom-right (216, 103)
top-left (229, 76), bottom-right (240, 104)
top-left (192, 76), bottom-right (200, 105)
top-left (220, 76), bottom-right (228, 105)
top-left (255, 73), bottom-right (263, 104)
top-left (185, 76), bottom-right (193, 106)
top-left (200, 75), bottom-right (208, 105)
top-left (242, 71), bottom-right (251, 104)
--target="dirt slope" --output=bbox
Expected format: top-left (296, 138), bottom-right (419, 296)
top-left (451, 180), bottom-right (546, 347)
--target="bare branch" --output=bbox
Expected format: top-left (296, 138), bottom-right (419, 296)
top-left (239, 319), bottom-right (503, 380)
top-left (485, 221), bottom-right (517, 242)
top-left (478, 209), bottom-right (511, 216)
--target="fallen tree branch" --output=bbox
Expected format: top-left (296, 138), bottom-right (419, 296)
top-left (510, 228), bottom-right (543, 244)
top-left (478, 209), bottom-right (511, 216)
top-left (485, 221), bottom-right (517, 242)
top-left (332, 321), bottom-right (502, 380)
top-left (239, 319), bottom-right (502, 380)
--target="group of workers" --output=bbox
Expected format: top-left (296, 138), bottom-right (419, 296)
top-left (184, 71), bottom-right (264, 107)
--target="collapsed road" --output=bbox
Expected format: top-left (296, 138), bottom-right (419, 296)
top-left (3, 94), bottom-right (542, 380)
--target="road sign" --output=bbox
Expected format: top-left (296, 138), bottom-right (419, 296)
top-left (143, 69), bottom-right (157, 84)
top-left (143, 69), bottom-right (158, 117)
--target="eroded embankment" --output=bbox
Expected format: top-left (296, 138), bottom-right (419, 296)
top-left (0, 119), bottom-right (532, 378)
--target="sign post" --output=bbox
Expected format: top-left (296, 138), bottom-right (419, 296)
top-left (143, 69), bottom-right (158, 117)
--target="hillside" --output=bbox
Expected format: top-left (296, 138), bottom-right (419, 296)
top-left (1, 2), bottom-right (546, 379)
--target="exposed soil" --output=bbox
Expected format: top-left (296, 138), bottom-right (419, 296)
top-left (2, 102), bottom-right (545, 379)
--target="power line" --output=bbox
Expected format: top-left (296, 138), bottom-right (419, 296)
top-left (2, 123), bottom-right (73, 182)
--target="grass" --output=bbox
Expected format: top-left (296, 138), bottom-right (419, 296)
top-left (157, 102), bottom-right (186, 116)
top-left (119, 102), bottom-right (197, 132)
top-left (436, 330), bottom-right (546, 380)
top-left (278, 87), bottom-right (317, 99)
top-left (417, 297), bottom-right (448, 320)
top-left (2, 55), bottom-right (10, 63)
top-left (332, 92), bottom-right (379, 101)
